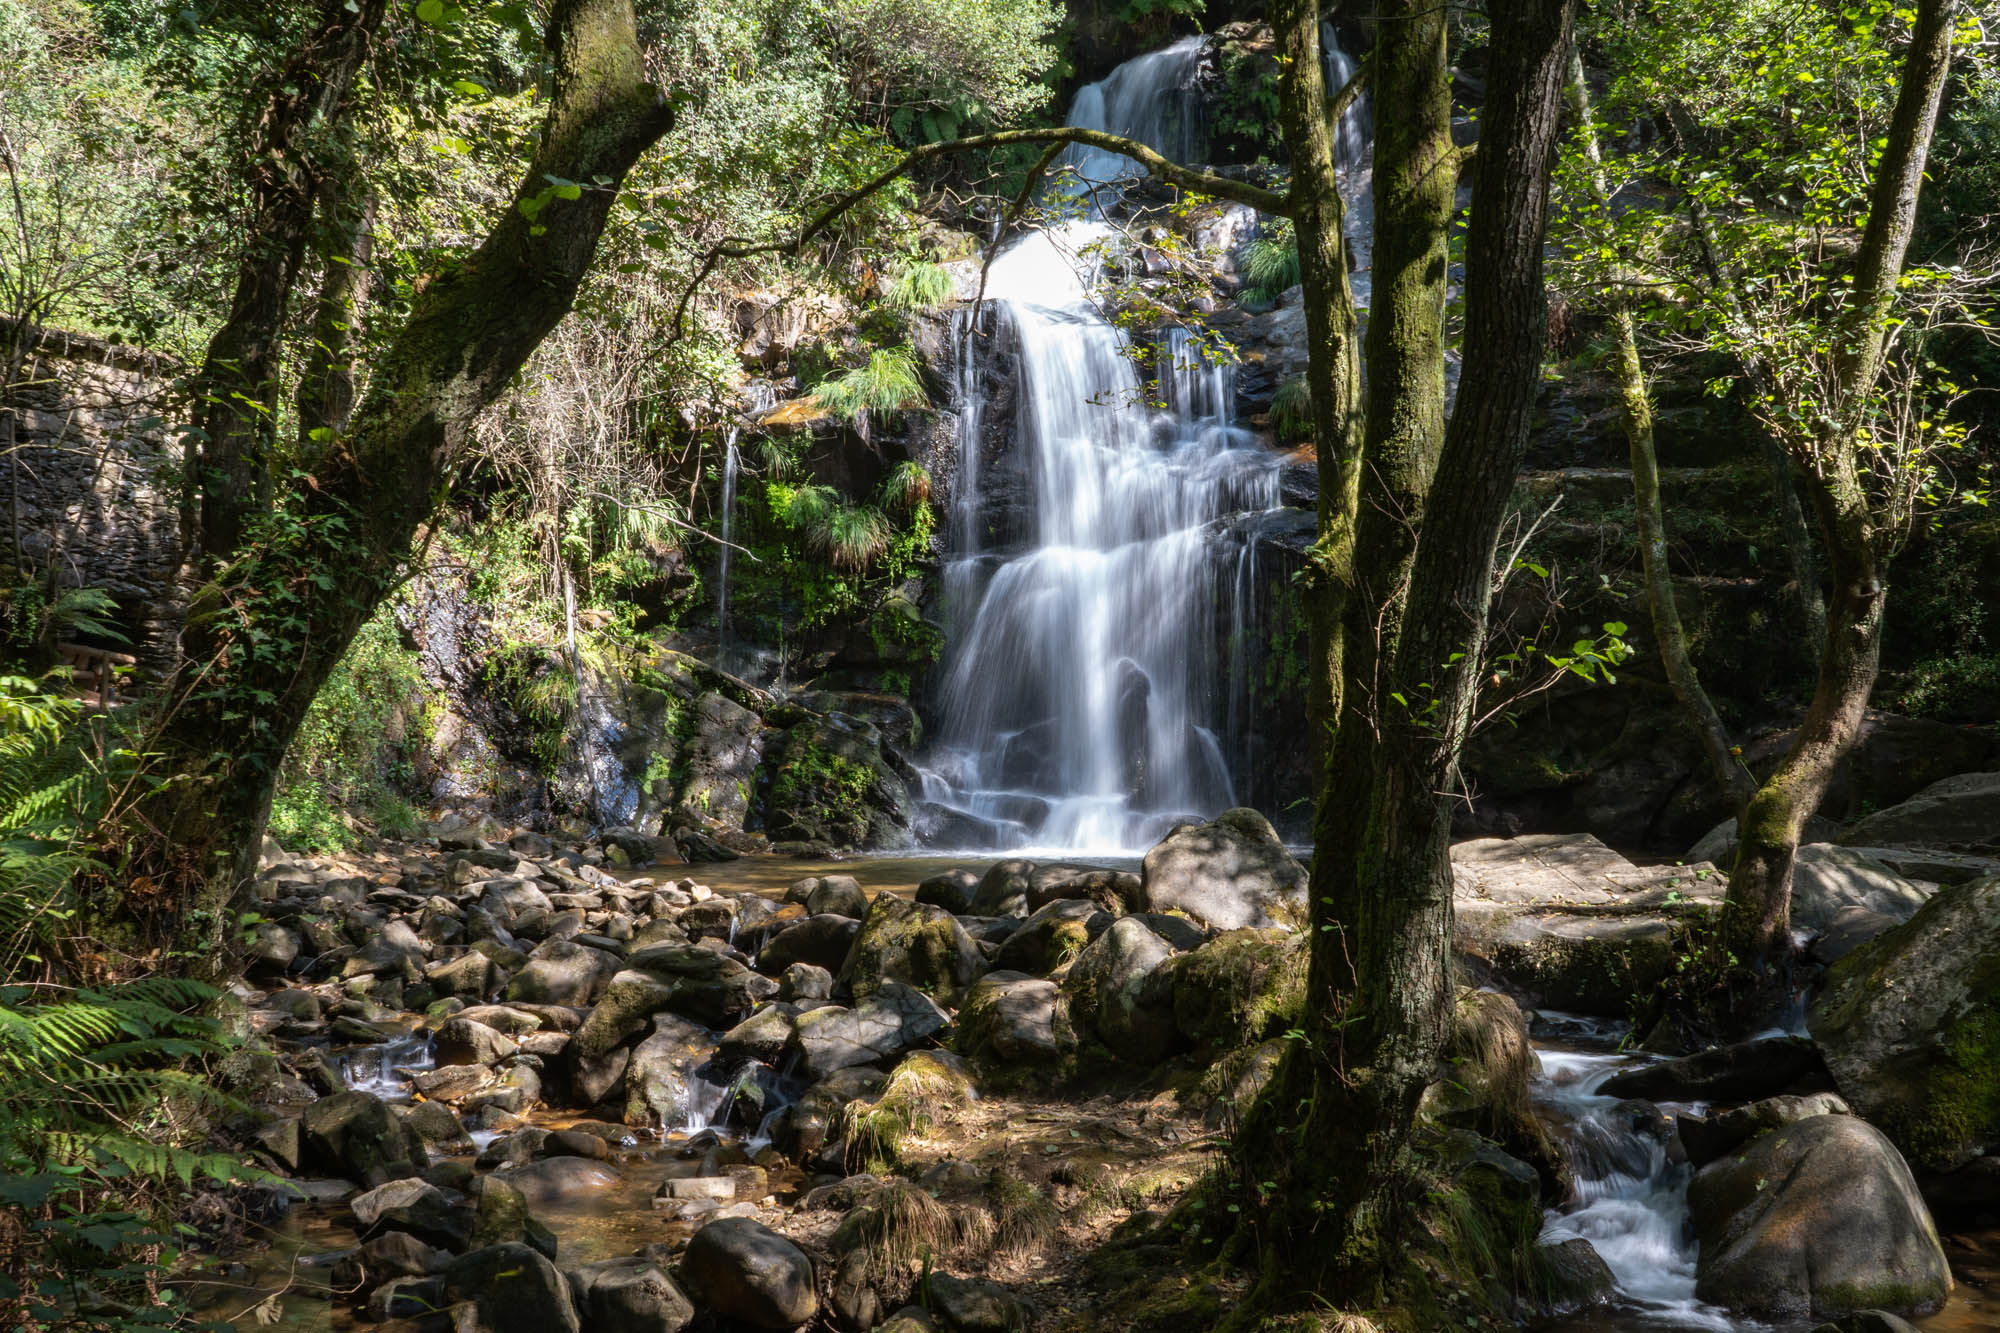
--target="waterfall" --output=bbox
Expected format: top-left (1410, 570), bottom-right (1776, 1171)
top-left (715, 429), bottom-right (741, 660)
top-left (919, 40), bottom-right (1283, 853)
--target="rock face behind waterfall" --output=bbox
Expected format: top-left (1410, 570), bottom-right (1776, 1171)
top-left (1139, 808), bottom-right (1307, 930)
top-left (1687, 1114), bottom-right (1950, 1320)
top-left (1810, 874), bottom-right (2000, 1174)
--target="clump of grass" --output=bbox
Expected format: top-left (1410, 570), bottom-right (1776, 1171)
top-left (1239, 225), bottom-right (1302, 304)
top-left (881, 261), bottom-right (956, 312)
top-left (810, 347), bottom-right (927, 424)
top-left (986, 1165), bottom-right (1060, 1255)
top-left (842, 1050), bottom-right (976, 1170)
top-left (882, 460), bottom-right (933, 511)
top-left (832, 1178), bottom-right (995, 1280)
top-left (1270, 375), bottom-right (1312, 443)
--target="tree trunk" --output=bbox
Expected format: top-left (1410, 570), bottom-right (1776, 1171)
top-left (132, 0), bottom-right (674, 926)
top-left (1721, 0), bottom-right (1959, 966)
top-left (188, 0), bottom-right (386, 568)
top-left (1564, 57), bottom-right (1755, 810)
top-left (1229, 0), bottom-right (1576, 1312)
top-left (295, 178), bottom-right (378, 456)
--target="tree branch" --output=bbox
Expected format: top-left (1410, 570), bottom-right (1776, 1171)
top-left (672, 126), bottom-right (1292, 337)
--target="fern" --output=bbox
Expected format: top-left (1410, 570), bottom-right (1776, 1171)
top-left (0, 677), bottom-right (263, 1328)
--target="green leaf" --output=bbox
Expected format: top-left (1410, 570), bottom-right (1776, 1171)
top-left (415, 0), bottom-right (444, 21)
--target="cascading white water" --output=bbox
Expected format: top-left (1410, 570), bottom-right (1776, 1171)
top-left (715, 429), bottom-right (741, 653)
top-left (1534, 1031), bottom-right (1739, 1331)
top-left (336, 1033), bottom-right (435, 1102)
top-left (919, 40), bottom-right (1285, 853)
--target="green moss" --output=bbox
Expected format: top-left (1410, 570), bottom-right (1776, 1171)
top-left (1170, 930), bottom-right (1310, 1053)
top-left (768, 738), bottom-right (875, 845)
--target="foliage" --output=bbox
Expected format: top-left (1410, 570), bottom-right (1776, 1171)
top-left (0, 678), bottom-right (261, 1330)
top-left (1269, 376), bottom-right (1312, 444)
top-left (268, 601), bottom-right (426, 851)
top-left (884, 460), bottom-right (934, 510)
top-left (1238, 227), bottom-right (1300, 306)
top-left (881, 260), bottom-right (957, 311)
top-left (810, 347), bottom-right (929, 424)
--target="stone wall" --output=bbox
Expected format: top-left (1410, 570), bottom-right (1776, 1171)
top-left (0, 323), bottom-right (183, 675)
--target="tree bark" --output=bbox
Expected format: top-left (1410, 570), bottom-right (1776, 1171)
top-left (187, 0), bottom-right (386, 569)
top-left (134, 0), bottom-right (675, 924)
top-left (1229, 0), bottom-right (1576, 1312)
top-left (295, 178), bottom-right (378, 457)
top-left (1722, 0), bottom-right (1960, 965)
top-left (1564, 57), bottom-right (1755, 810)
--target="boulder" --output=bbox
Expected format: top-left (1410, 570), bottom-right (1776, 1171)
top-left (1810, 874), bottom-right (2000, 1172)
top-left (923, 1273), bottom-right (1026, 1333)
top-left (680, 1217), bottom-right (818, 1328)
top-left (350, 1177), bottom-right (471, 1251)
top-left (494, 1155), bottom-right (622, 1206)
top-left (1451, 833), bottom-right (1724, 1014)
top-left (805, 874), bottom-right (869, 919)
top-left (967, 860), bottom-right (1035, 917)
top-left (503, 938), bottom-right (619, 1006)
top-left (1839, 771), bottom-right (2000, 847)
top-left (441, 1242), bottom-right (579, 1333)
top-left (1534, 1237), bottom-right (1615, 1315)
top-left (427, 951), bottom-right (495, 1002)
top-left (569, 1256), bottom-right (696, 1333)
top-left (1810, 1314), bottom-right (1922, 1333)
top-left (1791, 846), bottom-right (1932, 933)
top-left (1138, 808), bottom-right (1307, 931)
top-left (916, 869), bottom-right (980, 914)
top-left (779, 962), bottom-right (833, 1002)
top-left (624, 1014), bottom-right (713, 1126)
top-left (1062, 917), bottom-right (1183, 1064)
top-left (990, 899), bottom-right (1109, 976)
top-left (790, 982), bottom-right (949, 1080)
top-left (718, 1004), bottom-right (799, 1065)
top-left (955, 971), bottom-right (1075, 1069)
top-left (1679, 1093), bottom-right (1852, 1168)
top-left (1597, 1035), bottom-right (1830, 1104)
top-left (837, 895), bottom-right (985, 1003)
top-left (626, 943), bottom-right (778, 1027)
top-left (433, 1017), bottom-right (518, 1067)
top-left (1161, 928), bottom-right (1306, 1052)
top-left (757, 915), bottom-right (861, 974)
top-left (1688, 1115), bottom-right (1950, 1320)
top-left (677, 692), bottom-right (769, 831)
top-left (299, 1090), bottom-right (426, 1186)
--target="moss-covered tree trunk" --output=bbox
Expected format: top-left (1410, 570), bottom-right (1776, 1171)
top-left (1564, 57), bottom-right (1755, 812)
top-left (132, 0), bottom-right (674, 929)
top-left (1230, 0), bottom-right (1577, 1313)
top-left (1722, 0), bottom-right (1959, 966)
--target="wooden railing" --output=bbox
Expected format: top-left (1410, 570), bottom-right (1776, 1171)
top-left (55, 642), bottom-right (137, 710)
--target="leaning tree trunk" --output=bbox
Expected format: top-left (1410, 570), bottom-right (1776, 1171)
top-left (132, 0), bottom-right (675, 932)
top-left (1721, 0), bottom-right (1959, 967)
top-left (1228, 0), bottom-right (1575, 1313)
top-left (1564, 58), bottom-right (1756, 810)
top-left (187, 0), bottom-right (385, 569)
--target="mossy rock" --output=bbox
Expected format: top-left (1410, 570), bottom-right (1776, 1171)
top-left (1162, 928), bottom-right (1307, 1052)
top-left (1810, 874), bottom-right (2000, 1173)
top-left (762, 713), bottom-right (914, 851)
top-left (837, 893), bottom-right (985, 1004)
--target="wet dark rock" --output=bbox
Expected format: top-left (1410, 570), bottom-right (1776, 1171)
top-left (680, 1216), bottom-right (818, 1328)
top-left (624, 1013), bottom-right (715, 1127)
top-left (1534, 1237), bottom-right (1616, 1315)
top-left (434, 1016), bottom-right (518, 1067)
top-left (1597, 1036), bottom-right (1831, 1104)
top-left (300, 1090), bottom-right (427, 1186)
top-left (1138, 808), bottom-right (1307, 931)
top-left (915, 869), bottom-right (980, 913)
top-left (968, 860), bottom-right (1036, 917)
top-left (1688, 1115), bottom-right (1950, 1320)
top-left (1810, 1313), bottom-right (1923, 1333)
top-left (718, 1004), bottom-right (799, 1065)
top-left (441, 1242), bottom-right (579, 1333)
top-left (1839, 771), bottom-right (2000, 847)
top-left (350, 1177), bottom-right (471, 1252)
